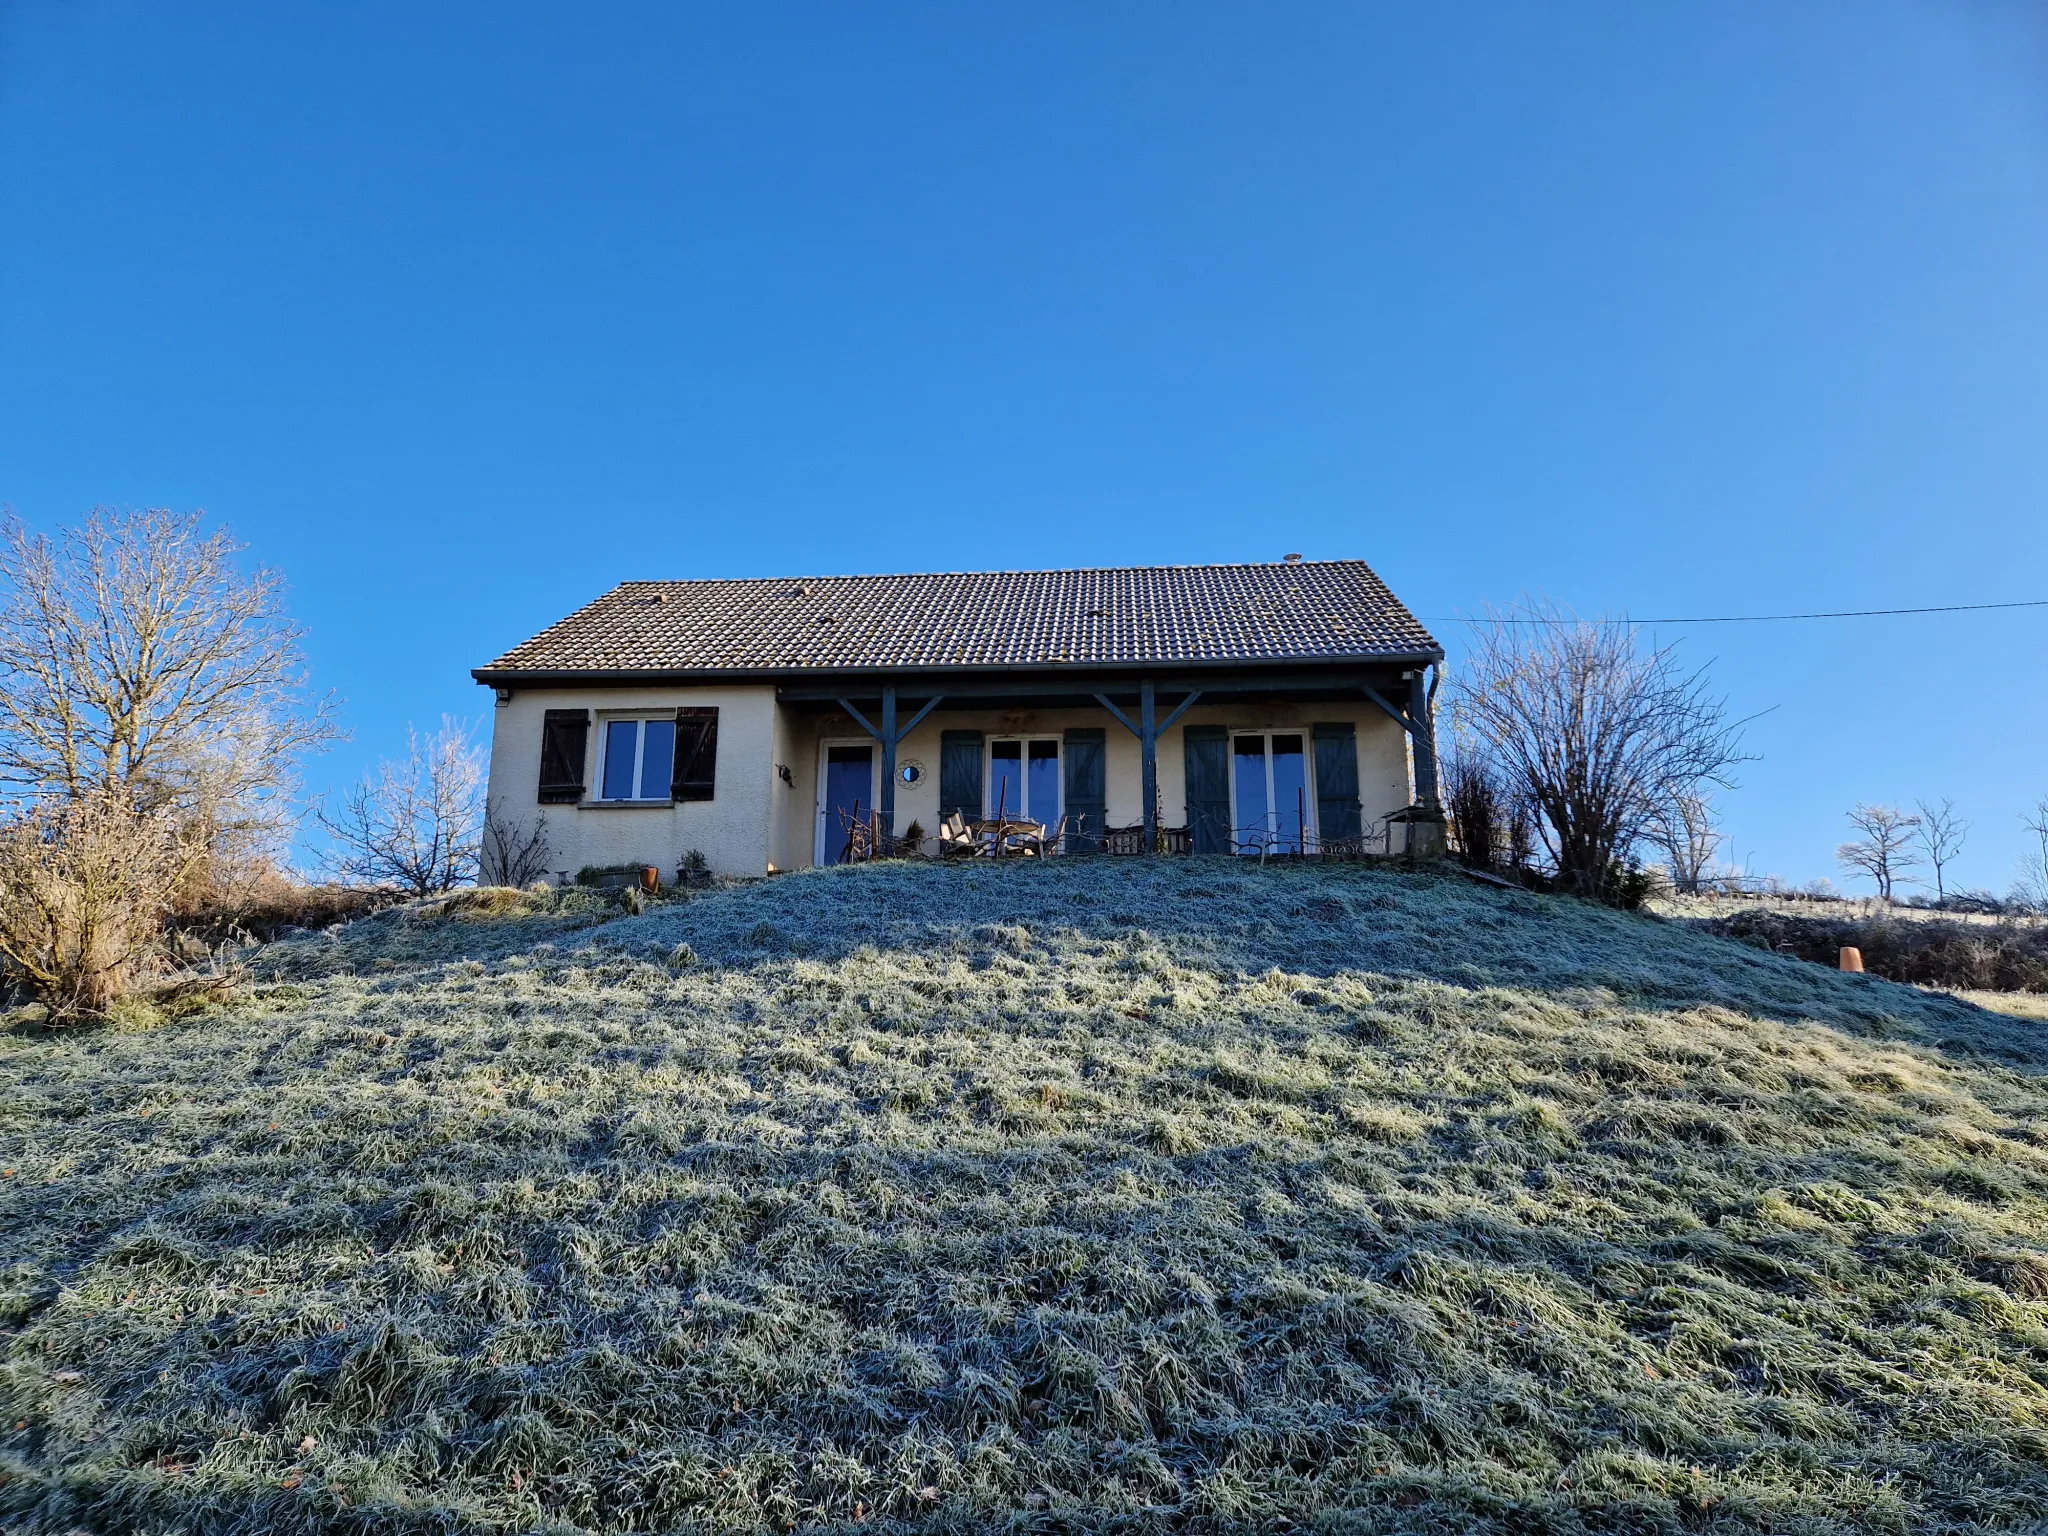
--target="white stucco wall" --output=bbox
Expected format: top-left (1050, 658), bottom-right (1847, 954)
top-left (767, 700), bottom-right (815, 874)
top-left (483, 686), bottom-right (779, 880)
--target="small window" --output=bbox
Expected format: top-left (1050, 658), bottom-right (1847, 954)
top-left (598, 718), bottom-right (676, 802)
top-left (1233, 732), bottom-right (1311, 853)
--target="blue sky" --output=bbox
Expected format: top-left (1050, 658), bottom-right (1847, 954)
top-left (2, 2), bottom-right (2045, 891)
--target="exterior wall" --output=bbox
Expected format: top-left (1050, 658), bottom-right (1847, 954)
top-left (790, 700), bottom-right (1413, 862)
top-left (483, 685), bottom-right (779, 880)
top-left (485, 687), bottom-right (1419, 877)
top-left (766, 700), bottom-right (815, 874)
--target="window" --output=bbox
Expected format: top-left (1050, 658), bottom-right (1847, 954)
top-left (988, 738), bottom-right (1060, 827)
top-left (1233, 732), bottom-right (1311, 853)
top-left (598, 717), bottom-right (676, 801)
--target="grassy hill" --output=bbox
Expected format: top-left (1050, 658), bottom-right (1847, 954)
top-left (5, 861), bottom-right (2048, 1535)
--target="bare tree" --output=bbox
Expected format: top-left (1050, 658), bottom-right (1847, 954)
top-left (1837, 803), bottom-right (1920, 902)
top-left (480, 799), bottom-right (553, 887)
top-left (317, 718), bottom-right (484, 896)
top-left (0, 791), bottom-right (200, 1019)
top-left (0, 507), bottom-right (338, 855)
top-left (1914, 798), bottom-right (1968, 903)
top-left (2018, 796), bottom-right (2048, 909)
top-left (1447, 605), bottom-right (1749, 902)
top-left (1645, 791), bottom-right (1721, 895)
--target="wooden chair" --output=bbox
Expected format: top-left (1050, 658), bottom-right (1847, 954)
top-left (939, 812), bottom-right (976, 857)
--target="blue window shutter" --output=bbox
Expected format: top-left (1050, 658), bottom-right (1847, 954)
top-left (940, 731), bottom-right (984, 818)
top-left (1184, 726), bottom-right (1229, 853)
top-left (1312, 722), bottom-right (1362, 843)
top-left (1062, 728), bottom-right (1106, 851)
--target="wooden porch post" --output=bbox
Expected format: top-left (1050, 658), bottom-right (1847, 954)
top-left (1139, 678), bottom-right (1157, 855)
top-left (879, 686), bottom-right (898, 836)
top-left (1407, 668), bottom-right (1440, 809)
top-left (1095, 681), bottom-right (1199, 856)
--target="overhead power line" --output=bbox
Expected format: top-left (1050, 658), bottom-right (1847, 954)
top-left (1420, 598), bottom-right (2048, 626)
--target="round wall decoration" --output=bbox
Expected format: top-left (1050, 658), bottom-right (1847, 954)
top-left (898, 759), bottom-right (927, 787)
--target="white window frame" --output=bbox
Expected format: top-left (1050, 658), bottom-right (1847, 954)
top-left (1228, 730), bottom-right (1317, 854)
top-left (595, 715), bottom-right (676, 804)
top-left (985, 735), bottom-right (1061, 829)
top-left (814, 737), bottom-right (879, 866)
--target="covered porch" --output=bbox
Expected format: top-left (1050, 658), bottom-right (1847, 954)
top-left (771, 663), bottom-right (1445, 868)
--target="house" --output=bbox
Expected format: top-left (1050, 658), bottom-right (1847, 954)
top-left (471, 559), bottom-right (1445, 881)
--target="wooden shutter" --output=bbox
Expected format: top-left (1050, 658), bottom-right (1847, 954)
top-left (1312, 722), bottom-right (1363, 843)
top-left (1183, 725), bottom-right (1229, 854)
top-left (538, 709), bottom-right (589, 803)
top-left (672, 708), bottom-right (718, 801)
top-left (1062, 728), bottom-right (1106, 852)
top-left (940, 730), bottom-right (984, 818)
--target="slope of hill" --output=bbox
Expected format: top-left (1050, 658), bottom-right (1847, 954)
top-left (4, 862), bottom-right (2048, 1535)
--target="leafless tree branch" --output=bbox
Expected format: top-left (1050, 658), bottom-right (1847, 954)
top-left (1837, 803), bottom-right (1920, 902)
top-left (1646, 792), bottom-right (1722, 895)
top-left (1446, 602), bottom-right (1750, 901)
top-left (0, 507), bottom-right (339, 858)
top-left (316, 718), bottom-right (484, 897)
top-left (1913, 798), bottom-right (1968, 903)
top-left (480, 799), bottom-right (553, 887)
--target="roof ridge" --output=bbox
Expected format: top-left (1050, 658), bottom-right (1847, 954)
top-left (613, 558), bottom-right (1372, 588)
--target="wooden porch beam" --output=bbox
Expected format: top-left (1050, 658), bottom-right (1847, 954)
top-left (896, 693), bottom-right (943, 739)
top-left (1360, 678), bottom-right (1441, 809)
top-left (1360, 685), bottom-right (1412, 732)
top-left (837, 691), bottom-right (944, 835)
top-left (1096, 683), bottom-right (1202, 855)
top-left (781, 666), bottom-right (1418, 703)
top-left (835, 697), bottom-right (883, 742)
top-left (1155, 688), bottom-right (1203, 736)
top-left (1093, 692), bottom-right (1140, 737)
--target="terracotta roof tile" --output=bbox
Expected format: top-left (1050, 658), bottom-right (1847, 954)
top-left (476, 560), bottom-right (1439, 677)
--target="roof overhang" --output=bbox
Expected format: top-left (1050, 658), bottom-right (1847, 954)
top-left (471, 649), bottom-right (1445, 692)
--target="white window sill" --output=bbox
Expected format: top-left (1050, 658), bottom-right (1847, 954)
top-left (579, 799), bottom-right (675, 809)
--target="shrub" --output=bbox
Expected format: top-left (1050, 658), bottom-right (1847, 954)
top-left (423, 886), bottom-right (548, 922)
top-left (1697, 907), bottom-right (2048, 992)
top-left (317, 718), bottom-right (484, 896)
top-left (0, 792), bottom-right (193, 1020)
top-left (1443, 752), bottom-right (1531, 871)
top-left (480, 800), bottom-right (553, 886)
top-left (172, 865), bottom-right (400, 944)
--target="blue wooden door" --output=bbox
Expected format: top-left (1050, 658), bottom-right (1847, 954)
top-left (822, 745), bottom-right (874, 863)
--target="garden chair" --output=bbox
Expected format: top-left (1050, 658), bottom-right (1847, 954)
top-left (939, 812), bottom-right (975, 857)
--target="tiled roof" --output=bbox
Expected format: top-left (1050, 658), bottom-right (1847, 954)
top-left (475, 560), bottom-right (1440, 678)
